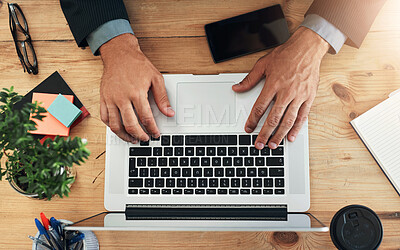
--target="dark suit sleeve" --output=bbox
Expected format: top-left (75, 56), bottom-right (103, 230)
top-left (306, 0), bottom-right (387, 48)
top-left (60, 0), bottom-right (130, 47)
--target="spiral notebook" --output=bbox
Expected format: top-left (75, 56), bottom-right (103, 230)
top-left (350, 89), bottom-right (400, 196)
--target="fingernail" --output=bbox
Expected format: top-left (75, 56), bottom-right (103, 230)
top-left (256, 142), bottom-right (264, 149)
top-left (232, 83), bottom-right (241, 89)
top-left (288, 135), bottom-right (295, 142)
top-left (245, 126), bottom-right (252, 133)
top-left (131, 139), bottom-right (138, 144)
top-left (269, 142), bottom-right (277, 149)
top-left (166, 107), bottom-right (175, 116)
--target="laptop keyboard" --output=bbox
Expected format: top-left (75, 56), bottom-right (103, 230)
top-left (128, 134), bottom-right (285, 195)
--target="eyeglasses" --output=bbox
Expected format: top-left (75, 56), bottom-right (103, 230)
top-left (8, 3), bottom-right (38, 75)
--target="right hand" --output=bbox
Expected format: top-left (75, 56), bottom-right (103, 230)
top-left (99, 33), bottom-right (175, 143)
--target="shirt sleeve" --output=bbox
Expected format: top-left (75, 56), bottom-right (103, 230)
top-left (300, 14), bottom-right (347, 54)
top-left (86, 19), bottom-right (134, 56)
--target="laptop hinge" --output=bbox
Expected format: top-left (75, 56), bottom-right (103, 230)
top-left (125, 204), bottom-right (287, 220)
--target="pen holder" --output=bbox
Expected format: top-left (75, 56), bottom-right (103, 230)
top-left (32, 220), bottom-right (99, 250)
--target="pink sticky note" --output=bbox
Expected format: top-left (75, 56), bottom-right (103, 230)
top-left (29, 93), bottom-right (74, 136)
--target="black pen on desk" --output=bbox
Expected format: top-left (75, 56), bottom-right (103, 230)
top-left (28, 235), bottom-right (52, 250)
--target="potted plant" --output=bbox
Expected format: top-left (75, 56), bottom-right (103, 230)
top-left (0, 87), bottom-right (90, 200)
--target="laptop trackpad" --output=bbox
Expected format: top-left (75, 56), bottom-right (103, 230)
top-left (176, 82), bottom-right (236, 125)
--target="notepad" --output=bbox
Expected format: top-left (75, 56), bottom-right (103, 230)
top-left (14, 71), bottom-right (90, 143)
top-left (350, 90), bottom-right (400, 196)
top-left (30, 93), bottom-right (74, 136)
top-left (48, 94), bottom-right (82, 128)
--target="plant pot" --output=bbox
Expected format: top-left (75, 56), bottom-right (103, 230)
top-left (8, 176), bottom-right (41, 199)
top-left (7, 166), bottom-right (77, 200)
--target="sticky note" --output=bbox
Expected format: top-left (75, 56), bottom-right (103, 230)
top-left (30, 93), bottom-right (74, 136)
top-left (47, 94), bottom-right (82, 128)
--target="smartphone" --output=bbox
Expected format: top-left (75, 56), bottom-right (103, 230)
top-left (205, 4), bottom-right (290, 63)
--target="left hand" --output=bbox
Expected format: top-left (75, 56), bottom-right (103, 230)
top-left (232, 27), bottom-right (330, 150)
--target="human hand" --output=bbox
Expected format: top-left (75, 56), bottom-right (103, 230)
top-left (99, 33), bottom-right (175, 143)
top-left (233, 27), bottom-right (329, 150)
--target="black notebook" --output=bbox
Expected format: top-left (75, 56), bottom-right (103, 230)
top-left (15, 71), bottom-right (90, 141)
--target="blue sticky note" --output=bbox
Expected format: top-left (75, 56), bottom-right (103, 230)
top-left (47, 94), bottom-right (82, 128)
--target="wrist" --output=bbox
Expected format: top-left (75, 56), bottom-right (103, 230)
top-left (291, 26), bottom-right (330, 59)
top-left (99, 33), bottom-right (140, 61)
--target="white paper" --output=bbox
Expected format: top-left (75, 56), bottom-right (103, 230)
top-left (389, 88), bottom-right (400, 98)
top-left (351, 91), bottom-right (400, 192)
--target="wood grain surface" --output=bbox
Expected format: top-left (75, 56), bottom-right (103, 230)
top-left (0, 0), bottom-right (400, 249)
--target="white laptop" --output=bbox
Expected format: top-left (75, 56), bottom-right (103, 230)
top-left (66, 74), bottom-right (328, 232)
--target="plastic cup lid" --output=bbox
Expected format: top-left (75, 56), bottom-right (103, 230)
top-left (330, 205), bottom-right (383, 250)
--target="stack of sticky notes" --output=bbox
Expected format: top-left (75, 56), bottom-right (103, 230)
top-left (30, 93), bottom-right (82, 136)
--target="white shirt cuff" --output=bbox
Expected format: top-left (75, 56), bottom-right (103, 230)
top-left (86, 19), bottom-right (134, 56)
top-left (300, 14), bottom-right (347, 54)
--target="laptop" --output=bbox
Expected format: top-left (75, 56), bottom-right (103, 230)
top-left (66, 74), bottom-right (328, 232)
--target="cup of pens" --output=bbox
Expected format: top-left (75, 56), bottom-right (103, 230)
top-left (29, 212), bottom-right (98, 250)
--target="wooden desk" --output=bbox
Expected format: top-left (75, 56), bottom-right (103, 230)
top-left (1, 0), bottom-right (399, 248)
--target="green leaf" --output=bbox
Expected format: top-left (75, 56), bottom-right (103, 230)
top-left (18, 176), bottom-right (29, 184)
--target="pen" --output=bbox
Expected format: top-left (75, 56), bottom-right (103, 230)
top-left (48, 232), bottom-right (61, 250)
top-left (50, 217), bottom-right (62, 236)
top-left (50, 217), bottom-right (64, 245)
top-left (68, 242), bottom-right (78, 250)
top-left (67, 232), bottom-right (85, 245)
top-left (75, 240), bottom-right (83, 250)
top-left (35, 218), bottom-right (56, 250)
top-left (63, 230), bottom-right (75, 250)
top-left (40, 212), bottom-right (51, 230)
top-left (48, 225), bottom-right (60, 241)
top-left (28, 235), bottom-right (52, 250)
top-left (48, 226), bottom-right (62, 249)
top-left (64, 230), bottom-right (77, 249)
